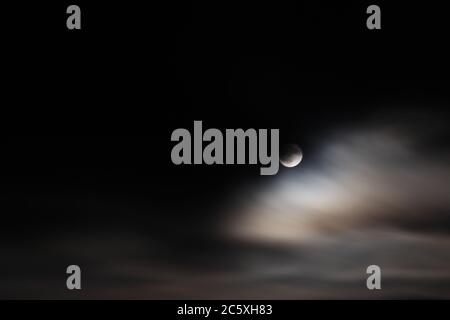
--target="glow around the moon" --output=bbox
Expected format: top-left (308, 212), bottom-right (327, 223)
top-left (280, 144), bottom-right (303, 168)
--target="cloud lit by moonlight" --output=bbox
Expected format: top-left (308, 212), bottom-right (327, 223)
top-left (228, 118), bottom-right (450, 245)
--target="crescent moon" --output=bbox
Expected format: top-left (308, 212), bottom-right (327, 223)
top-left (280, 145), bottom-right (303, 168)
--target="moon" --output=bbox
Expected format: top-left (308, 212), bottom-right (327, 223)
top-left (280, 144), bottom-right (303, 168)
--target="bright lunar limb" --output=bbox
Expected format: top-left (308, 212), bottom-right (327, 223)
top-left (280, 143), bottom-right (303, 168)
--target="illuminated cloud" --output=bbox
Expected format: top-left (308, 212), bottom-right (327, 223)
top-left (229, 121), bottom-right (450, 243)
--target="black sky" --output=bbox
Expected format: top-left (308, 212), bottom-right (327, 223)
top-left (1, 1), bottom-right (450, 298)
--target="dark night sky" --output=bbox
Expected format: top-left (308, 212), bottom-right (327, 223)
top-left (1, 1), bottom-right (450, 298)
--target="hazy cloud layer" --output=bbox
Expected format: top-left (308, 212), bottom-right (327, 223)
top-left (1, 110), bottom-right (450, 299)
